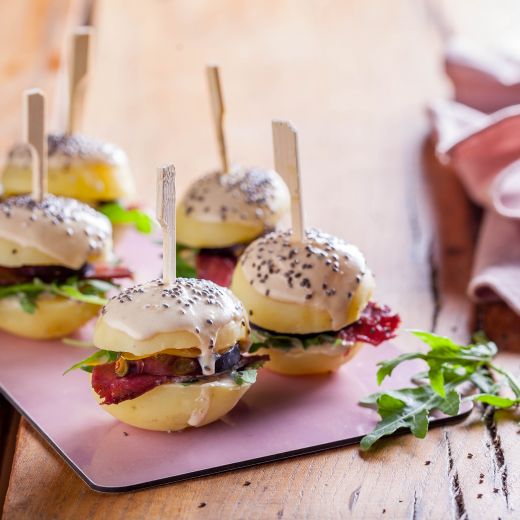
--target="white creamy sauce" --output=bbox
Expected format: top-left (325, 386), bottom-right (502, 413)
top-left (101, 278), bottom-right (247, 375)
top-left (187, 385), bottom-right (211, 427)
top-left (180, 166), bottom-right (289, 225)
top-left (187, 377), bottom-right (239, 427)
top-left (240, 228), bottom-right (369, 330)
top-left (7, 133), bottom-right (127, 169)
top-left (0, 195), bottom-right (112, 269)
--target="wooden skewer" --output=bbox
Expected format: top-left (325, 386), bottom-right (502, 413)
top-left (23, 89), bottom-right (47, 202)
top-left (272, 120), bottom-right (304, 243)
top-left (206, 65), bottom-right (229, 174)
top-left (157, 164), bottom-right (177, 284)
top-left (68, 26), bottom-right (93, 134)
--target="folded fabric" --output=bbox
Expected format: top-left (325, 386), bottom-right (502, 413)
top-left (429, 99), bottom-right (520, 315)
top-left (429, 101), bottom-right (520, 208)
top-left (445, 37), bottom-right (520, 113)
top-left (469, 211), bottom-right (520, 309)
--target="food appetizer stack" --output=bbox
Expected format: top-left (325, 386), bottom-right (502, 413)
top-left (231, 122), bottom-right (399, 375)
top-left (0, 90), bottom-right (128, 338)
top-left (1, 71), bottom-right (400, 438)
top-left (176, 66), bottom-right (290, 286)
top-left (70, 165), bottom-right (266, 431)
top-left (1, 28), bottom-right (150, 233)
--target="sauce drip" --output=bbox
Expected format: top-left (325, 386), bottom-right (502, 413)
top-left (101, 278), bottom-right (247, 375)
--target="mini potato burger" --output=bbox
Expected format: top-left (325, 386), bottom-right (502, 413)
top-left (1, 134), bottom-right (152, 233)
top-left (176, 167), bottom-right (290, 286)
top-left (0, 194), bottom-right (129, 339)
top-left (3, 133), bottom-right (133, 204)
top-left (69, 278), bottom-right (266, 431)
top-left (231, 228), bottom-right (400, 376)
top-left (175, 66), bottom-right (290, 286)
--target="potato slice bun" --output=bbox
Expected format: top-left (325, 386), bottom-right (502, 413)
top-left (231, 228), bottom-right (374, 334)
top-left (2, 133), bottom-right (134, 203)
top-left (88, 277), bottom-right (259, 432)
top-left (94, 377), bottom-right (252, 432)
top-left (0, 194), bottom-right (112, 269)
top-left (176, 167), bottom-right (290, 249)
top-left (94, 278), bottom-right (250, 357)
top-left (0, 294), bottom-right (99, 339)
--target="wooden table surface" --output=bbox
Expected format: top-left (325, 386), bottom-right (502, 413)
top-left (1, 1), bottom-right (520, 518)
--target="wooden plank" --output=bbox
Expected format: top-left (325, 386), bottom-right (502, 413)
top-left (2, 1), bottom-right (520, 519)
top-left (0, 0), bottom-right (89, 511)
top-left (0, 397), bottom-right (19, 512)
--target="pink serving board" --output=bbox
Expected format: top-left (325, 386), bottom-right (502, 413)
top-left (0, 229), bottom-right (471, 492)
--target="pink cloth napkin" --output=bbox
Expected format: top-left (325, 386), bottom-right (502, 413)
top-left (445, 38), bottom-right (520, 113)
top-left (429, 100), bottom-right (520, 315)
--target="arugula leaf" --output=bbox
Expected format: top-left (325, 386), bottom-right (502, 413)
top-left (360, 385), bottom-right (452, 449)
top-left (428, 365), bottom-right (445, 397)
top-left (79, 279), bottom-right (115, 293)
top-left (438, 389), bottom-right (461, 415)
top-left (472, 394), bottom-right (519, 408)
top-left (64, 349), bottom-right (118, 374)
top-left (0, 278), bottom-right (46, 298)
top-left (490, 363), bottom-right (520, 399)
top-left (249, 328), bottom-right (345, 353)
top-left (0, 277), bottom-right (115, 313)
top-left (62, 338), bottom-right (95, 348)
top-left (176, 244), bottom-right (198, 278)
top-left (19, 292), bottom-right (38, 314)
top-left (51, 278), bottom-right (116, 306)
top-left (98, 202), bottom-right (154, 234)
top-left (376, 352), bottom-right (424, 384)
top-left (232, 368), bottom-right (258, 385)
top-left (360, 331), bottom-right (520, 450)
top-left (468, 370), bottom-right (495, 394)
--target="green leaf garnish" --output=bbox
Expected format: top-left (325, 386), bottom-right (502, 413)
top-left (64, 349), bottom-right (118, 374)
top-left (360, 331), bottom-right (520, 450)
top-left (18, 292), bottom-right (38, 314)
top-left (98, 202), bottom-right (154, 234)
top-left (176, 244), bottom-right (198, 278)
top-left (62, 338), bottom-right (95, 348)
top-left (232, 368), bottom-right (258, 385)
top-left (249, 328), bottom-right (344, 353)
top-left (0, 278), bottom-right (116, 313)
top-left (471, 394), bottom-right (518, 408)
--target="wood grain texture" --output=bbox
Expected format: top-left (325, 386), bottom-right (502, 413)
top-left (157, 164), bottom-right (177, 284)
top-left (68, 26), bottom-right (93, 133)
top-left (206, 65), bottom-right (229, 174)
top-left (2, 1), bottom-right (520, 519)
top-left (25, 89), bottom-right (47, 201)
top-left (272, 120), bottom-right (304, 242)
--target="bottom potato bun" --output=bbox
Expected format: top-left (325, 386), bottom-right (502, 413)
top-left (0, 294), bottom-right (100, 339)
top-left (257, 342), bottom-right (363, 376)
top-left (94, 377), bottom-right (252, 431)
